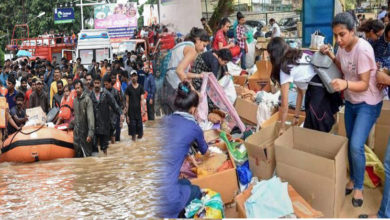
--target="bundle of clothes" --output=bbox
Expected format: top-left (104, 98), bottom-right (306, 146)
top-left (180, 145), bottom-right (234, 179)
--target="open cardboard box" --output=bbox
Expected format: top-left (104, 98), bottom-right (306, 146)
top-left (234, 98), bottom-right (260, 125)
top-left (275, 126), bottom-right (348, 217)
top-left (235, 183), bottom-right (323, 218)
top-left (233, 75), bottom-right (248, 86)
top-left (261, 111), bottom-right (305, 129)
top-left (248, 60), bottom-right (272, 92)
top-left (245, 122), bottom-right (280, 180)
top-left (374, 100), bottom-right (390, 162)
top-left (190, 150), bottom-right (239, 204)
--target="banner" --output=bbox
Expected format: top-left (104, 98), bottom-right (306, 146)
top-left (94, 3), bottom-right (138, 29)
top-left (143, 4), bottom-right (159, 26)
top-left (94, 2), bottom-right (138, 44)
top-left (54, 8), bottom-right (75, 24)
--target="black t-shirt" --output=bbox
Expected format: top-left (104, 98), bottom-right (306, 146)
top-left (8, 106), bottom-right (26, 134)
top-left (125, 83), bottom-right (145, 120)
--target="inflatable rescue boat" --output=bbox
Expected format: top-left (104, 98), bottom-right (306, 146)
top-left (0, 126), bottom-right (74, 163)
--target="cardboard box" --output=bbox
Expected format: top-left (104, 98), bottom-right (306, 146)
top-left (261, 111), bottom-right (305, 129)
top-left (245, 122), bottom-right (279, 180)
top-left (190, 151), bottom-right (239, 204)
top-left (26, 107), bottom-right (47, 126)
top-left (248, 60), bottom-right (272, 92)
top-left (275, 127), bottom-right (348, 217)
top-left (233, 75), bottom-right (248, 86)
top-left (235, 183), bottom-right (323, 218)
top-left (374, 100), bottom-right (390, 162)
top-left (338, 106), bottom-right (376, 149)
top-left (234, 85), bottom-right (245, 97)
top-left (234, 97), bottom-right (259, 125)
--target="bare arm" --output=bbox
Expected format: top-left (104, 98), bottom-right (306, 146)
top-left (218, 42), bottom-right (233, 50)
top-left (176, 46), bottom-right (198, 82)
top-left (377, 69), bottom-right (390, 85)
top-left (278, 83), bottom-right (290, 130)
top-left (294, 88), bottom-right (305, 119)
top-left (331, 72), bottom-right (370, 92)
top-left (125, 95), bottom-right (129, 115)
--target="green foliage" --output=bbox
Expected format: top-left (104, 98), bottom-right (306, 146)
top-left (0, 48), bottom-right (4, 66)
top-left (0, 0), bottom-right (93, 52)
top-left (345, 0), bottom-right (356, 10)
top-left (209, 0), bottom-right (235, 31)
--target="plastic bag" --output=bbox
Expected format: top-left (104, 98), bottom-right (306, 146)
top-left (237, 160), bottom-right (252, 185)
top-left (185, 189), bottom-right (224, 219)
top-left (364, 145), bottom-right (385, 188)
top-left (245, 41), bottom-right (256, 69)
top-left (218, 75), bottom-right (237, 105)
top-left (227, 62), bottom-right (242, 76)
top-left (220, 131), bottom-right (248, 165)
top-left (310, 30), bottom-right (325, 50)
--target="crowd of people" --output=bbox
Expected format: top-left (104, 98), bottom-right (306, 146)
top-left (0, 47), bottom-right (156, 157)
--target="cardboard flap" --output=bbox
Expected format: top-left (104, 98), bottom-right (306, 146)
top-left (250, 60), bottom-right (272, 80)
top-left (275, 127), bottom-right (338, 179)
top-left (376, 100), bottom-right (390, 125)
top-left (292, 127), bottom-right (348, 159)
top-left (246, 123), bottom-right (279, 162)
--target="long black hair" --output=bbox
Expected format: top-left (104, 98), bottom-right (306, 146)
top-left (174, 81), bottom-right (199, 112)
top-left (358, 19), bottom-right (384, 33)
top-left (267, 37), bottom-right (302, 84)
top-left (332, 12), bottom-right (356, 31)
top-left (184, 27), bottom-right (210, 43)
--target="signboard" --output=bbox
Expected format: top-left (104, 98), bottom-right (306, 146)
top-left (94, 3), bottom-right (138, 44)
top-left (94, 3), bottom-right (138, 29)
top-left (143, 4), bottom-right (159, 26)
top-left (54, 8), bottom-right (75, 24)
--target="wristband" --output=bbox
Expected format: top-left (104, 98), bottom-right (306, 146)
top-left (345, 80), bottom-right (349, 90)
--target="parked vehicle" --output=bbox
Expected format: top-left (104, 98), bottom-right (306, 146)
top-left (75, 29), bottom-right (113, 68)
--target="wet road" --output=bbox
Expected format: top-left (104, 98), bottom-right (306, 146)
top-left (0, 121), bottom-right (162, 219)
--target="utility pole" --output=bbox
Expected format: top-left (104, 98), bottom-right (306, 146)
top-left (205, 0), bottom-right (209, 20)
top-left (80, 0), bottom-right (84, 30)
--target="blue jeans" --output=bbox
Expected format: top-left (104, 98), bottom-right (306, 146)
top-left (240, 48), bottom-right (247, 70)
top-left (378, 137), bottom-right (390, 218)
top-left (345, 101), bottom-right (383, 190)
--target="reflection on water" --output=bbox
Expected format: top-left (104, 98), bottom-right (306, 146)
top-left (0, 121), bottom-right (162, 219)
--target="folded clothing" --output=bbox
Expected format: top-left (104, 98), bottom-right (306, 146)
top-left (245, 177), bottom-right (294, 218)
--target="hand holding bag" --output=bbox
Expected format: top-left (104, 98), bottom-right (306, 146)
top-left (310, 52), bottom-right (342, 94)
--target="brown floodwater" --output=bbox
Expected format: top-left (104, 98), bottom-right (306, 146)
top-left (0, 121), bottom-right (162, 219)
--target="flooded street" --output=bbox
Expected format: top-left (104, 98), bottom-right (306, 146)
top-left (0, 121), bottom-right (162, 219)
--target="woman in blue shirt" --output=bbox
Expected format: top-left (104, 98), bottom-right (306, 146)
top-left (358, 19), bottom-right (390, 68)
top-left (158, 81), bottom-right (210, 218)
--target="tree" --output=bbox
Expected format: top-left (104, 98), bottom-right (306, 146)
top-left (0, 0), bottom-right (93, 53)
top-left (208, 0), bottom-right (234, 31)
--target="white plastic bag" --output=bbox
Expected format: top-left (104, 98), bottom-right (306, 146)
top-left (310, 31), bottom-right (325, 50)
top-left (218, 75), bottom-right (237, 105)
top-left (227, 62), bottom-right (242, 76)
top-left (245, 41), bottom-right (256, 69)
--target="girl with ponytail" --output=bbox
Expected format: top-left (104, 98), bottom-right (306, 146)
top-left (159, 81), bottom-right (211, 218)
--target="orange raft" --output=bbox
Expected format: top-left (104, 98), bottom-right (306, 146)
top-left (0, 126), bottom-right (74, 163)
